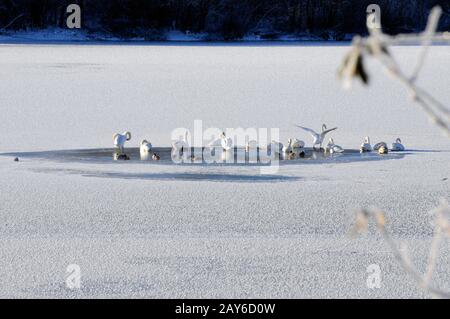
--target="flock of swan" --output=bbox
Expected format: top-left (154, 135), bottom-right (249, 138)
top-left (112, 124), bottom-right (405, 161)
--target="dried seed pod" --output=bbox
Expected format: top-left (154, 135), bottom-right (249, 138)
top-left (350, 209), bottom-right (370, 236)
top-left (356, 55), bottom-right (369, 85)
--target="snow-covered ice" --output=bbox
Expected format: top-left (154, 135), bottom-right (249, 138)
top-left (0, 43), bottom-right (449, 298)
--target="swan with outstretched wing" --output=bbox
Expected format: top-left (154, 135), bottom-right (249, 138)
top-left (295, 124), bottom-right (337, 150)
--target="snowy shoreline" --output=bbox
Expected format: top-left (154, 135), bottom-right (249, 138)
top-left (0, 28), bottom-right (355, 44)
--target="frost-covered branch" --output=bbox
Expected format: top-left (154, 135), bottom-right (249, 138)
top-left (351, 201), bottom-right (450, 298)
top-left (343, 7), bottom-right (450, 298)
top-left (338, 6), bottom-right (450, 137)
top-left (0, 14), bottom-right (23, 31)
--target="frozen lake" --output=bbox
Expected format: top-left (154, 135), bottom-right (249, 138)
top-left (0, 43), bottom-right (449, 298)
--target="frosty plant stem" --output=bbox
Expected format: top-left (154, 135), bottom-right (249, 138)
top-left (352, 201), bottom-right (450, 299)
top-left (343, 5), bottom-right (450, 298)
top-left (338, 6), bottom-right (450, 137)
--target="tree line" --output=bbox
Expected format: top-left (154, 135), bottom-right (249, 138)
top-left (1, 0), bottom-right (449, 40)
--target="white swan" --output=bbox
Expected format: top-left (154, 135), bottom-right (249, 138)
top-left (282, 138), bottom-right (304, 153)
top-left (373, 141), bottom-right (387, 151)
top-left (207, 132), bottom-right (231, 150)
top-left (391, 138), bottom-right (405, 151)
top-left (325, 138), bottom-right (344, 154)
top-left (291, 138), bottom-right (305, 149)
top-left (220, 132), bottom-right (233, 151)
top-left (295, 124), bottom-right (337, 150)
top-left (140, 139), bottom-right (152, 153)
top-left (269, 140), bottom-right (284, 155)
top-left (113, 131), bottom-right (131, 153)
top-left (172, 130), bottom-right (189, 152)
top-left (360, 136), bottom-right (372, 153)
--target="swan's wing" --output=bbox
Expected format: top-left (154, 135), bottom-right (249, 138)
top-left (295, 125), bottom-right (318, 137)
top-left (373, 142), bottom-right (386, 150)
top-left (221, 138), bottom-right (233, 150)
top-left (114, 134), bottom-right (125, 146)
top-left (220, 138), bottom-right (227, 148)
top-left (322, 127), bottom-right (338, 135)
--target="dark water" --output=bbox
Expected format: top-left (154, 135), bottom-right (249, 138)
top-left (1, 147), bottom-right (406, 166)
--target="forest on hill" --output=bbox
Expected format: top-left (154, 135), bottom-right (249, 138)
top-left (1, 0), bottom-right (450, 40)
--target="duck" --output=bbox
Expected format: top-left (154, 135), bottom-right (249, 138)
top-left (373, 141), bottom-right (388, 151)
top-left (378, 145), bottom-right (389, 154)
top-left (152, 153), bottom-right (160, 161)
top-left (140, 139), bottom-right (152, 153)
top-left (360, 136), bottom-right (372, 153)
top-left (295, 124), bottom-right (337, 150)
top-left (114, 153), bottom-right (130, 161)
top-left (113, 131), bottom-right (131, 153)
top-left (391, 138), bottom-right (405, 151)
top-left (325, 138), bottom-right (344, 154)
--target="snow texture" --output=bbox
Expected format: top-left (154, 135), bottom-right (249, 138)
top-left (0, 43), bottom-right (449, 298)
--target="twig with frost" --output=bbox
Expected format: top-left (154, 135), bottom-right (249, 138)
top-left (341, 5), bottom-right (450, 299)
top-left (0, 14), bottom-right (23, 31)
top-left (351, 200), bottom-right (450, 298)
top-left (338, 6), bottom-right (450, 137)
